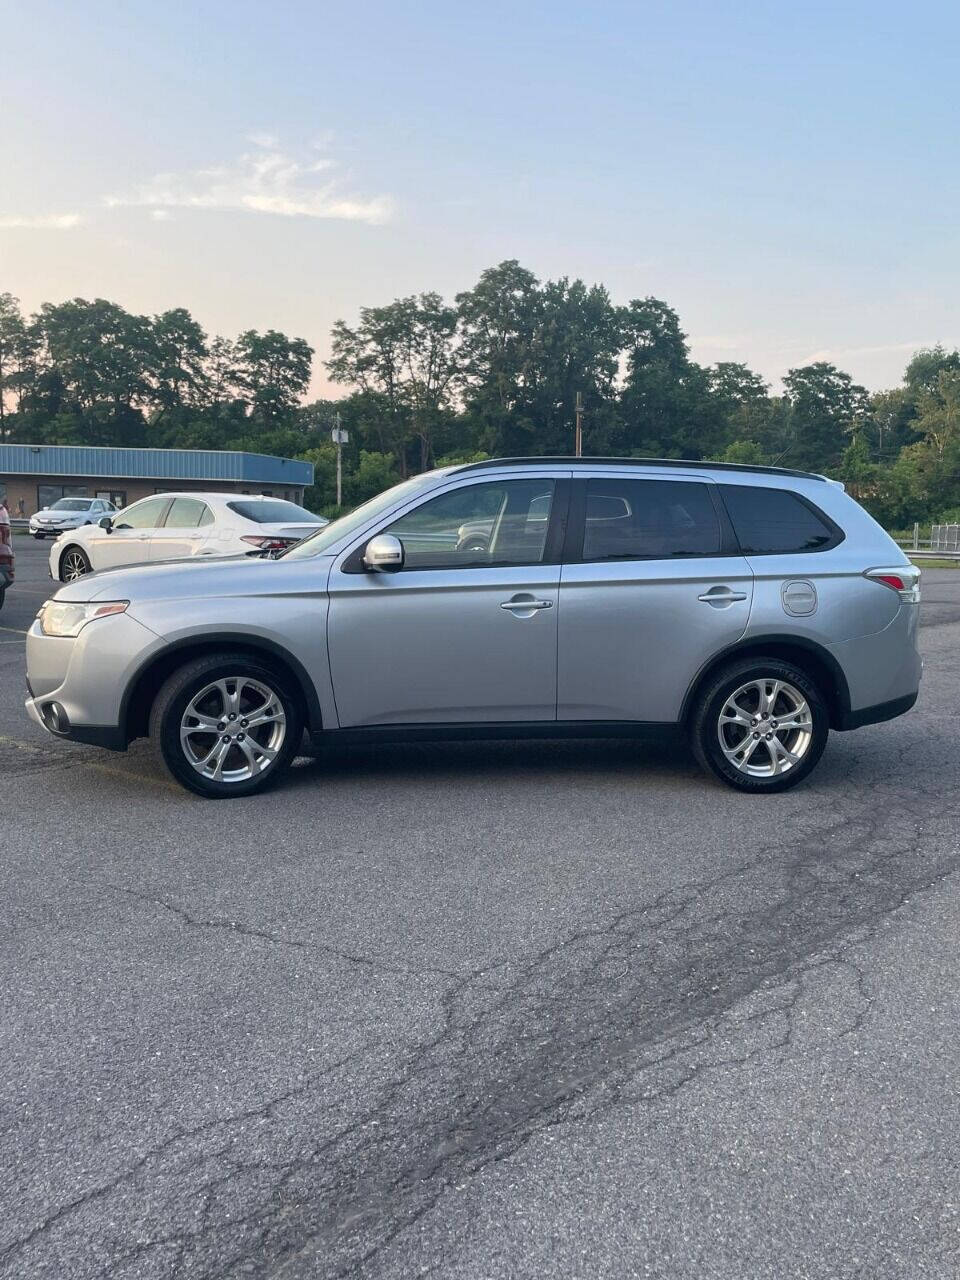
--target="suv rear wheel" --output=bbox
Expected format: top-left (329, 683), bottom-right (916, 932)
top-left (150, 653), bottom-right (303, 798)
top-left (691, 657), bottom-right (829, 793)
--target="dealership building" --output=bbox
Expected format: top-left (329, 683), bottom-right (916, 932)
top-left (0, 444), bottom-right (314, 516)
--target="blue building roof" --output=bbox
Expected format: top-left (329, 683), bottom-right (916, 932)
top-left (0, 443), bottom-right (313, 486)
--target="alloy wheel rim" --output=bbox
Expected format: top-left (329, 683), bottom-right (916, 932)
top-left (717, 678), bottom-right (813, 778)
top-left (180, 676), bottom-right (286, 783)
top-left (63, 552), bottom-right (88, 581)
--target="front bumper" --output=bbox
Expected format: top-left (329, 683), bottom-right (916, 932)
top-left (24, 610), bottom-right (162, 752)
top-left (24, 697), bottom-right (127, 749)
top-left (30, 522), bottom-right (71, 534)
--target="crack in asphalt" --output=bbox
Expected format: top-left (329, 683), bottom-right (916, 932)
top-left (93, 882), bottom-right (472, 983)
top-left (6, 759), bottom-right (959, 1280)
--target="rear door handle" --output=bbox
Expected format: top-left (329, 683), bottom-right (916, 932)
top-left (698, 586), bottom-right (748, 607)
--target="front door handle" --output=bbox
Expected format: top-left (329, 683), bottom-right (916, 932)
top-left (698, 586), bottom-right (748, 608)
top-left (500, 595), bottom-right (554, 614)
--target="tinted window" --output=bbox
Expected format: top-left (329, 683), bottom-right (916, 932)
top-left (227, 500), bottom-right (318, 523)
top-left (581, 479), bottom-right (721, 560)
top-left (114, 497), bottom-right (169, 530)
top-left (386, 480), bottom-right (555, 569)
top-left (721, 485), bottom-right (837, 553)
top-left (165, 497), bottom-right (213, 528)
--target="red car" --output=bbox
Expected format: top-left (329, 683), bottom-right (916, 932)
top-left (0, 500), bottom-right (13, 610)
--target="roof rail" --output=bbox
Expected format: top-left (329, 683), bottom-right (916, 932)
top-left (451, 455), bottom-right (828, 482)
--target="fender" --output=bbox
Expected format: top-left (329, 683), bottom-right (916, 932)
top-left (679, 632), bottom-right (852, 729)
top-left (120, 632), bottom-right (324, 743)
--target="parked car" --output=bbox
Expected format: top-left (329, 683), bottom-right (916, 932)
top-left (29, 497), bottom-right (117, 539)
top-left (26, 457), bottom-right (921, 798)
top-left (0, 501), bottom-right (12, 610)
top-left (48, 493), bottom-right (328, 582)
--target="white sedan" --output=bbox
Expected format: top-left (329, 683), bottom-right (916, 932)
top-left (49, 492), bottom-right (328, 582)
top-left (30, 497), bottom-right (118, 538)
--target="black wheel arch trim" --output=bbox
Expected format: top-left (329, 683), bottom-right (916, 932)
top-left (120, 633), bottom-right (324, 745)
top-left (680, 633), bottom-right (852, 730)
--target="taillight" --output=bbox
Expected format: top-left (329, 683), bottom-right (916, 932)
top-left (864, 567), bottom-right (921, 603)
top-left (241, 535), bottom-right (296, 553)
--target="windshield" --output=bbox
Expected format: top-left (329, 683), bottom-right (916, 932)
top-left (227, 499), bottom-right (321, 523)
top-left (50, 499), bottom-right (92, 511)
top-left (280, 473), bottom-right (440, 560)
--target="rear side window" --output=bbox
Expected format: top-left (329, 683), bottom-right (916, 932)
top-left (720, 485), bottom-right (839, 554)
top-left (165, 498), bottom-right (214, 528)
top-left (580, 479), bottom-right (721, 560)
top-left (227, 500), bottom-right (317, 523)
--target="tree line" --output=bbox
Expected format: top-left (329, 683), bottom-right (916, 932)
top-left (2, 262), bottom-right (959, 529)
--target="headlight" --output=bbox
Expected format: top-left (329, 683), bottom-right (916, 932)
top-left (38, 600), bottom-right (129, 637)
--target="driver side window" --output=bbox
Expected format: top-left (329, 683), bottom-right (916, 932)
top-left (384, 480), bottom-right (556, 570)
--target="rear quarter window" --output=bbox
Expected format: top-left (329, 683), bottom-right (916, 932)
top-left (720, 485), bottom-right (841, 554)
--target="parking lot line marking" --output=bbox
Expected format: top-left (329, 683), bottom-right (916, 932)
top-left (0, 625), bottom-right (27, 635)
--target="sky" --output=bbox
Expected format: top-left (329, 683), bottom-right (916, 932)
top-left (2, 0), bottom-right (959, 398)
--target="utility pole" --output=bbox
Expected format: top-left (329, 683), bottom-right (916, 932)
top-left (331, 412), bottom-right (349, 507)
top-left (574, 391), bottom-right (583, 457)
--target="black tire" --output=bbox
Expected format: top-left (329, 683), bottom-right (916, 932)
top-left (690, 657), bottom-right (829, 793)
top-left (59, 545), bottom-right (91, 582)
top-left (0, 586), bottom-right (5, 611)
top-left (149, 652), bottom-right (303, 799)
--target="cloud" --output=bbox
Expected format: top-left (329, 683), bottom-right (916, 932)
top-left (796, 341), bottom-right (936, 365)
top-left (150, 209), bottom-right (172, 221)
top-left (0, 213), bottom-right (82, 229)
top-left (247, 130), bottom-right (280, 149)
top-left (105, 140), bottom-right (393, 226)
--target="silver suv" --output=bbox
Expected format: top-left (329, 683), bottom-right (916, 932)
top-left (25, 458), bottom-right (921, 798)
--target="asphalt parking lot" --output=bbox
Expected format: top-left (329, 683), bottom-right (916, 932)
top-left (3, 536), bottom-right (960, 1279)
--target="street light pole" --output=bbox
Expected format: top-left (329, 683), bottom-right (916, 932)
top-left (574, 391), bottom-right (583, 457)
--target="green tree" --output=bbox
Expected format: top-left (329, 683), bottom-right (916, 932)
top-left (903, 345), bottom-right (960, 397)
top-left (35, 298), bottom-right (155, 444)
top-left (456, 260), bottom-right (541, 455)
top-left (0, 293), bottom-right (35, 434)
top-left (781, 363), bottom-right (870, 470)
top-left (327, 294), bottom-right (460, 472)
top-left (913, 369), bottom-right (960, 462)
top-left (618, 298), bottom-right (723, 457)
top-left (235, 329), bottom-right (313, 427)
top-left (150, 308), bottom-right (209, 417)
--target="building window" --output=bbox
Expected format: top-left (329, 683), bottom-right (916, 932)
top-left (38, 483), bottom-right (89, 509)
top-left (96, 489), bottom-right (126, 507)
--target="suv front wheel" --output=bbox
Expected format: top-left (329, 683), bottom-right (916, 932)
top-left (691, 657), bottom-right (829, 793)
top-left (150, 653), bottom-right (303, 798)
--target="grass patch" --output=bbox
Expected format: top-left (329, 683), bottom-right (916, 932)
top-left (911, 558), bottom-right (960, 569)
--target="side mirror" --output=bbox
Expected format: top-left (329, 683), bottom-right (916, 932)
top-left (362, 534), bottom-right (404, 573)
top-left (98, 516), bottom-right (113, 531)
